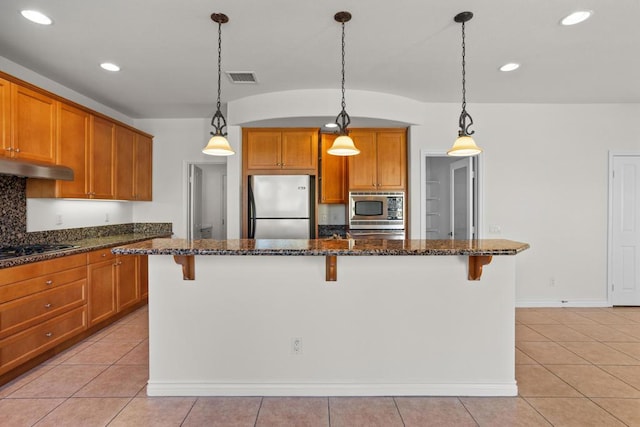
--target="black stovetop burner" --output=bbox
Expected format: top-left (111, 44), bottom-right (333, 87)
top-left (0, 244), bottom-right (79, 260)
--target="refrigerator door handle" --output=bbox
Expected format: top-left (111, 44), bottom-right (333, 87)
top-left (248, 180), bottom-right (257, 238)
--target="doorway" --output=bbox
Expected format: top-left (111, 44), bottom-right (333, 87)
top-left (609, 152), bottom-right (640, 306)
top-left (186, 162), bottom-right (227, 240)
top-left (420, 151), bottom-right (481, 239)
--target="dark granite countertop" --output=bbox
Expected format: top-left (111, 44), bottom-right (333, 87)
top-left (0, 232), bottom-right (172, 269)
top-left (112, 238), bottom-right (530, 257)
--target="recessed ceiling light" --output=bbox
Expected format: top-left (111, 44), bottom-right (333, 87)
top-left (499, 63), bottom-right (520, 72)
top-left (324, 123), bottom-right (338, 128)
top-left (561, 10), bottom-right (592, 26)
top-left (100, 63), bottom-right (121, 72)
top-left (20, 10), bottom-right (52, 25)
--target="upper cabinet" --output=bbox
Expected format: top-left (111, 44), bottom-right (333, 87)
top-left (6, 70), bottom-right (154, 201)
top-left (348, 129), bottom-right (407, 191)
top-left (9, 84), bottom-right (57, 163)
top-left (319, 133), bottom-right (348, 204)
top-left (134, 134), bottom-right (153, 201)
top-left (115, 125), bottom-right (152, 201)
top-left (56, 103), bottom-right (91, 198)
top-left (244, 128), bottom-right (318, 174)
top-left (0, 78), bottom-right (9, 155)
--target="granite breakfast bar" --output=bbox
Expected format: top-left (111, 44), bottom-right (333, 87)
top-left (113, 238), bottom-right (529, 397)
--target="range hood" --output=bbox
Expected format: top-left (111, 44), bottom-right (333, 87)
top-left (0, 157), bottom-right (74, 181)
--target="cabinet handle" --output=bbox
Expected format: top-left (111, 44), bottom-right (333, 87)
top-left (44, 303), bottom-right (52, 308)
top-left (101, 253), bottom-right (107, 257)
top-left (14, 148), bottom-right (20, 153)
top-left (4, 147), bottom-right (12, 151)
top-left (45, 332), bottom-right (53, 338)
top-left (45, 280), bottom-right (53, 285)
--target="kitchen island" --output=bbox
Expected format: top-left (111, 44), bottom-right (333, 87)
top-left (113, 238), bottom-right (529, 397)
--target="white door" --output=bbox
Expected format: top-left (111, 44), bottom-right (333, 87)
top-left (188, 164), bottom-right (204, 240)
top-left (450, 158), bottom-right (473, 239)
top-left (611, 155), bottom-right (640, 305)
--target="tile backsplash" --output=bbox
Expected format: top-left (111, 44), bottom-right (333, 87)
top-left (0, 175), bottom-right (27, 244)
top-left (0, 175), bottom-right (171, 245)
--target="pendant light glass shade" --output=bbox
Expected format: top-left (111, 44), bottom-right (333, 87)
top-left (202, 135), bottom-right (234, 156)
top-left (447, 134), bottom-right (481, 156)
top-left (448, 11), bottom-right (482, 157)
top-left (203, 13), bottom-right (234, 156)
top-left (327, 135), bottom-right (360, 156)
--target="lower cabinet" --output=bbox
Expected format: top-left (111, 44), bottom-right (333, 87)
top-left (0, 245), bottom-right (149, 381)
top-left (87, 249), bottom-right (143, 326)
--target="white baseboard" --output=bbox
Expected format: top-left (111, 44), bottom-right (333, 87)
top-left (146, 381), bottom-right (518, 397)
top-left (516, 300), bottom-right (610, 308)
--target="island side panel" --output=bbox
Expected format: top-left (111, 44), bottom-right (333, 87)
top-left (147, 254), bottom-right (516, 396)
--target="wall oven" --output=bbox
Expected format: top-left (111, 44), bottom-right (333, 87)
top-left (348, 191), bottom-right (405, 234)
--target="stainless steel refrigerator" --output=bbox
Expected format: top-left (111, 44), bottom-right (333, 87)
top-left (248, 175), bottom-right (313, 239)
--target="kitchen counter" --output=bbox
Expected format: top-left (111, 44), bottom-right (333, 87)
top-left (0, 232), bottom-right (172, 269)
top-left (112, 238), bottom-right (529, 256)
top-left (115, 237), bottom-right (528, 398)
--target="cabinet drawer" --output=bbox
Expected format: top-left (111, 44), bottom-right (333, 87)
top-left (0, 253), bottom-right (86, 286)
top-left (0, 306), bottom-right (87, 374)
top-left (0, 280), bottom-right (86, 339)
top-left (87, 249), bottom-right (116, 264)
top-left (0, 266), bottom-right (86, 304)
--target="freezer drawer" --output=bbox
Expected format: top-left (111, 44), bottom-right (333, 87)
top-left (254, 219), bottom-right (310, 239)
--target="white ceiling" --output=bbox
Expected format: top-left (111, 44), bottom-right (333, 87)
top-left (0, 0), bottom-right (638, 119)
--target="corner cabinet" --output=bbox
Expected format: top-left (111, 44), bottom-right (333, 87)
top-left (348, 129), bottom-right (407, 191)
top-left (244, 128), bottom-right (318, 174)
top-left (319, 133), bottom-right (348, 204)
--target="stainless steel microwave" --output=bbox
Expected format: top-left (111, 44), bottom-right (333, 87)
top-left (348, 191), bottom-right (405, 230)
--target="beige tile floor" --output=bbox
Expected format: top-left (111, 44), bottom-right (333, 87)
top-left (0, 306), bottom-right (639, 426)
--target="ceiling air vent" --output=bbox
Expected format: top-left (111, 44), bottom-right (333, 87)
top-left (226, 71), bottom-right (257, 84)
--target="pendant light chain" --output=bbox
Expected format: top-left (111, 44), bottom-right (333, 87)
top-left (216, 20), bottom-right (222, 113)
top-left (458, 17), bottom-right (474, 136)
top-left (341, 21), bottom-right (346, 112)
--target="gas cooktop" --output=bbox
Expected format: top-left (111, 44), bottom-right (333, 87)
top-left (0, 244), bottom-right (80, 260)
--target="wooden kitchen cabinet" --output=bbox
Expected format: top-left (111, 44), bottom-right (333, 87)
top-left (348, 129), bottom-right (407, 191)
top-left (0, 253), bottom-right (88, 376)
top-left (90, 115), bottom-right (116, 199)
top-left (138, 255), bottom-right (149, 298)
top-left (320, 133), bottom-right (348, 204)
top-left (244, 128), bottom-right (318, 173)
top-left (8, 84), bottom-right (57, 163)
top-left (116, 255), bottom-right (140, 311)
top-left (0, 77), bottom-right (9, 156)
top-left (52, 103), bottom-right (90, 198)
top-left (134, 134), bottom-right (153, 201)
top-left (115, 125), bottom-right (136, 200)
top-left (87, 249), bottom-right (117, 326)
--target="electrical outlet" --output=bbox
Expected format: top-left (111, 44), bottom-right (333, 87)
top-left (489, 224), bottom-right (501, 234)
top-left (105, 213), bottom-right (110, 223)
top-left (291, 337), bottom-right (302, 355)
top-left (549, 277), bottom-right (556, 287)
top-left (55, 214), bottom-right (63, 225)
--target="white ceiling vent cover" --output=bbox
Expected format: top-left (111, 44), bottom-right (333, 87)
top-left (226, 71), bottom-right (257, 84)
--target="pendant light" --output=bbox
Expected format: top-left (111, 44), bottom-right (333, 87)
top-left (202, 13), bottom-right (235, 156)
top-left (448, 11), bottom-right (482, 157)
top-left (327, 11), bottom-right (360, 156)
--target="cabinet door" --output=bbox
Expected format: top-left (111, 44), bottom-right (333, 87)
top-left (87, 259), bottom-right (116, 326)
top-left (376, 131), bottom-right (407, 190)
top-left (134, 134), bottom-right (153, 201)
top-left (90, 115), bottom-right (115, 199)
top-left (0, 78), bottom-right (9, 158)
top-left (11, 84), bottom-right (57, 163)
top-left (56, 103), bottom-right (90, 198)
top-left (246, 130), bottom-right (282, 170)
top-left (116, 255), bottom-right (139, 311)
top-left (115, 125), bottom-right (135, 200)
top-left (281, 130), bottom-right (317, 170)
top-left (320, 134), bottom-right (347, 203)
top-left (138, 255), bottom-right (149, 299)
top-left (347, 131), bottom-right (377, 190)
